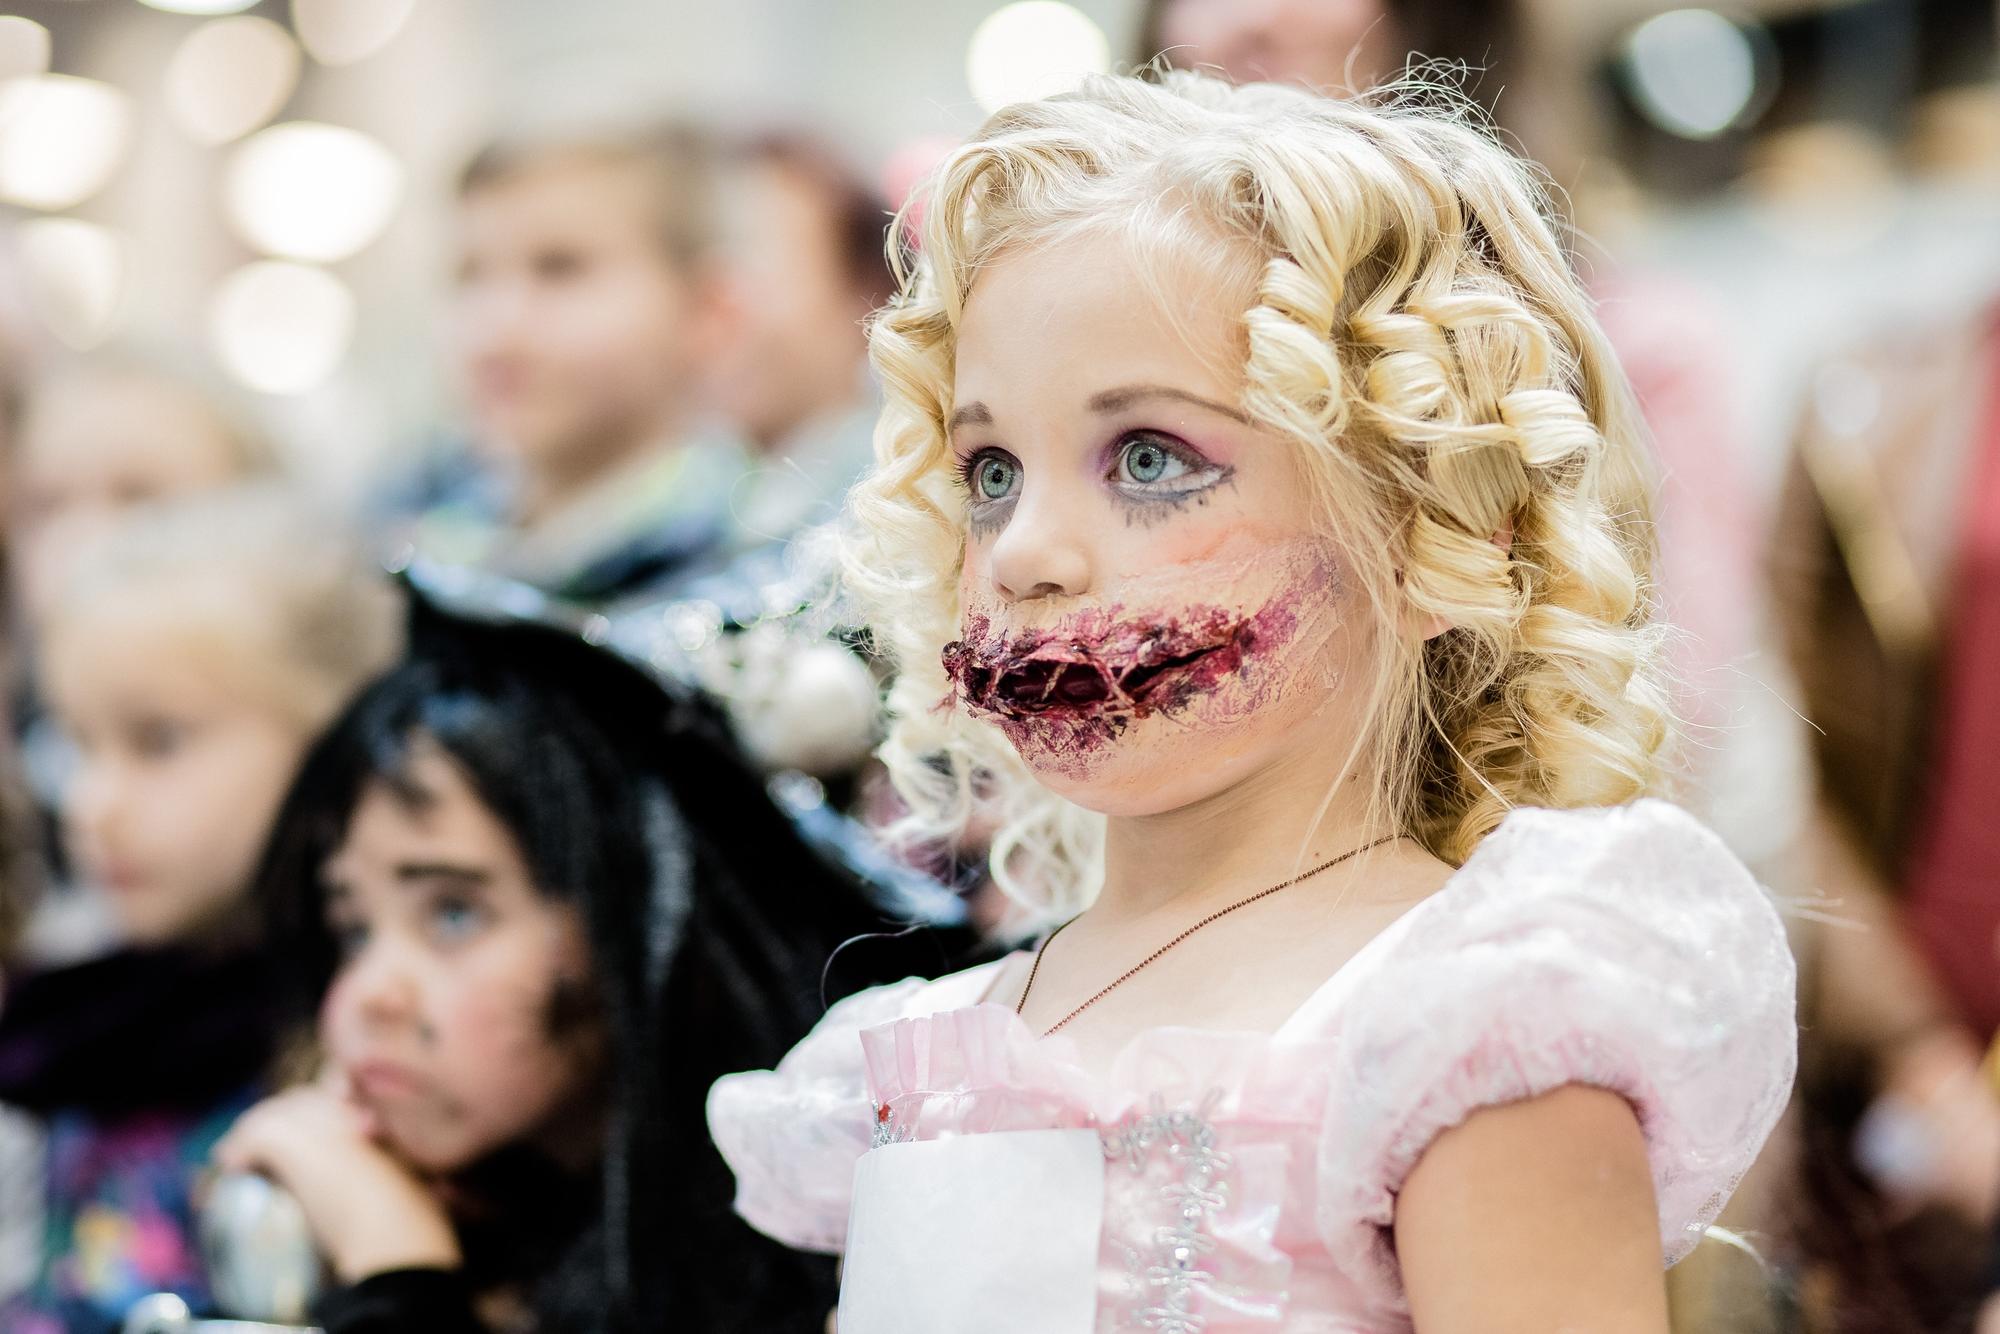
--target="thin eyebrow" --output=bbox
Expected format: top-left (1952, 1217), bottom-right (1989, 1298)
top-left (393, 862), bottom-right (491, 889)
top-left (1087, 384), bottom-right (1250, 424)
top-left (947, 403), bottom-right (993, 433)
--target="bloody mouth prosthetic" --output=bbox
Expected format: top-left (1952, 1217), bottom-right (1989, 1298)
top-left (941, 598), bottom-right (1300, 758)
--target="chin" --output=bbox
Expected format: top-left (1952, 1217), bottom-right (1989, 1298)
top-left (1006, 717), bottom-right (1268, 817)
top-left (375, 1112), bottom-right (483, 1177)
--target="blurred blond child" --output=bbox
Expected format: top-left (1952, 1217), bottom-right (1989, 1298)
top-left (0, 484), bottom-right (401, 1331)
top-left (405, 122), bottom-right (745, 606)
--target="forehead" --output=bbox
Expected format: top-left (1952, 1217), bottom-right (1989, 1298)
top-left (334, 745), bottom-right (513, 861)
top-left (22, 379), bottom-right (236, 480)
top-left (951, 229), bottom-right (1254, 409)
top-left (460, 156), bottom-right (662, 249)
top-left (46, 593), bottom-right (282, 714)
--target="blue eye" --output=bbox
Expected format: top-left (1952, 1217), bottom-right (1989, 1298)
top-left (972, 453), bottom-right (1018, 500)
top-left (429, 896), bottom-right (488, 944)
top-left (1117, 436), bottom-right (1188, 486)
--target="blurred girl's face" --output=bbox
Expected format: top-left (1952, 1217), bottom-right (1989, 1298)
top-left (45, 591), bottom-right (308, 945)
top-left (318, 741), bottom-right (604, 1175)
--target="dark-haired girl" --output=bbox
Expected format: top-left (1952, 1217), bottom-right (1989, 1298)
top-left (217, 597), bottom-right (897, 1332)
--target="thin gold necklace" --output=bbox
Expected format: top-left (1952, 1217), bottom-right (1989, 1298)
top-left (1014, 833), bottom-right (1406, 1037)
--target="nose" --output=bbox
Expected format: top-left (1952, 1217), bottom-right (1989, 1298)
top-left (987, 479), bottom-right (1095, 604)
top-left (456, 274), bottom-right (532, 357)
top-left (328, 937), bottom-right (422, 1039)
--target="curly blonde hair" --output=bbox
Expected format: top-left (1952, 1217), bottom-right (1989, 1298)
top-left (846, 71), bottom-right (1670, 923)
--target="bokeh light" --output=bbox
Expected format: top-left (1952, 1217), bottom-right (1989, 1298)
top-left (165, 16), bottom-right (302, 146)
top-left (966, 1), bottom-right (1109, 115)
top-left (1622, 9), bottom-right (1774, 141)
top-left (0, 76), bottom-right (133, 210)
top-left (209, 260), bottom-right (355, 394)
top-left (137, 0), bottom-right (260, 15)
top-left (292, 0), bottom-right (416, 66)
top-left (0, 15), bottom-right (51, 84)
top-left (15, 217), bottom-right (126, 350)
top-left (222, 121), bottom-right (403, 262)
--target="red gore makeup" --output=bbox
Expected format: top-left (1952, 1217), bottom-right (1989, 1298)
top-left (942, 596), bottom-right (1301, 759)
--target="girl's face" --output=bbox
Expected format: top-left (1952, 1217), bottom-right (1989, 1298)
top-left (45, 594), bottom-right (308, 945)
top-left (947, 229), bottom-right (1374, 817)
top-left (318, 741), bottom-right (603, 1176)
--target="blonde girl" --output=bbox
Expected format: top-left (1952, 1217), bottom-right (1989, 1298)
top-left (710, 71), bottom-right (1794, 1333)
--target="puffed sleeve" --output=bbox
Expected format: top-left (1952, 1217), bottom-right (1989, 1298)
top-left (1316, 798), bottom-right (1797, 1312)
top-left (707, 976), bottom-right (931, 1253)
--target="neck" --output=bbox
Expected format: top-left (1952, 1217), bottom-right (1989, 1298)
top-left (1095, 747), bottom-right (1394, 924)
top-left (517, 415), bottom-right (686, 525)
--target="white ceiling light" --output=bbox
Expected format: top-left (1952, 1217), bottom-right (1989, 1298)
top-left (137, 0), bottom-right (261, 15)
top-left (165, 16), bottom-right (301, 145)
top-left (1622, 9), bottom-right (1773, 141)
top-left (966, 1), bottom-right (1110, 115)
top-left (16, 217), bottom-right (126, 349)
top-left (210, 260), bottom-right (354, 394)
top-left (223, 120), bottom-right (403, 261)
top-left (0, 16), bottom-right (51, 83)
top-left (0, 76), bottom-right (133, 210)
top-left (291, 0), bottom-right (416, 66)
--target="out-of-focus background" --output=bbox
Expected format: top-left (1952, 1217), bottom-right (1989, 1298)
top-left (0, 0), bottom-right (1993, 496)
top-left (0, 2), bottom-right (1998, 1332)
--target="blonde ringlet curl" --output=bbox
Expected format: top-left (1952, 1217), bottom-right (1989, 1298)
top-left (845, 69), bottom-right (1670, 927)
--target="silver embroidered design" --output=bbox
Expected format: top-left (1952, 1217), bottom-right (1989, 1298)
top-left (1100, 1092), bottom-right (1229, 1333)
top-left (870, 1102), bottom-right (913, 1149)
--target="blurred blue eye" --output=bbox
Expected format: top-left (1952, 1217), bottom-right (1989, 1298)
top-left (430, 896), bottom-right (488, 944)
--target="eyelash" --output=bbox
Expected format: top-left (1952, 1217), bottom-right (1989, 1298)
top-left (951, 432), bottom-right (1230, 529)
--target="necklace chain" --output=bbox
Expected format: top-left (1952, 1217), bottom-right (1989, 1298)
top-left (1014, 834), bottom-right (1405, 1037)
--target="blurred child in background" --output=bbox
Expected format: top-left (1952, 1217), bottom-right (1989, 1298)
top-left (3, 359), bottom-right (275, 961)
top-left (6, 359), bottom-right (269, 632)
top-left (396, 123), bottom-right (745, 609)
top-left (0, 485), bottom-right (401, 1332)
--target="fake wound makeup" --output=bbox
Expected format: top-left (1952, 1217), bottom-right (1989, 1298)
top-left (941, 594), bottom-right (1300, 753)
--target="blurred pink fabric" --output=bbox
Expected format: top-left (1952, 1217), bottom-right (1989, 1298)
top-left (1905, 325), bottom-right (2000, 1033)
top-left (709, 800), bottom-right (1797, 1331)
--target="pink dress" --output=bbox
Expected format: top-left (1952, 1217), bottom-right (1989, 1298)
top-left (708, 800), bottom-right (1797, 1332)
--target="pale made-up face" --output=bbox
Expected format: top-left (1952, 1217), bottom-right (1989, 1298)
top-left (452, 158), bottom-right (706, 475)
top-left (945, 229), bottom-right (1375, 817)
top-left (1152, 0), bottom-right (1398, 93)
top-left (45, 589), bottom-right (309, 945)
top-left (317, 741), bottom-right (602, 1175)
